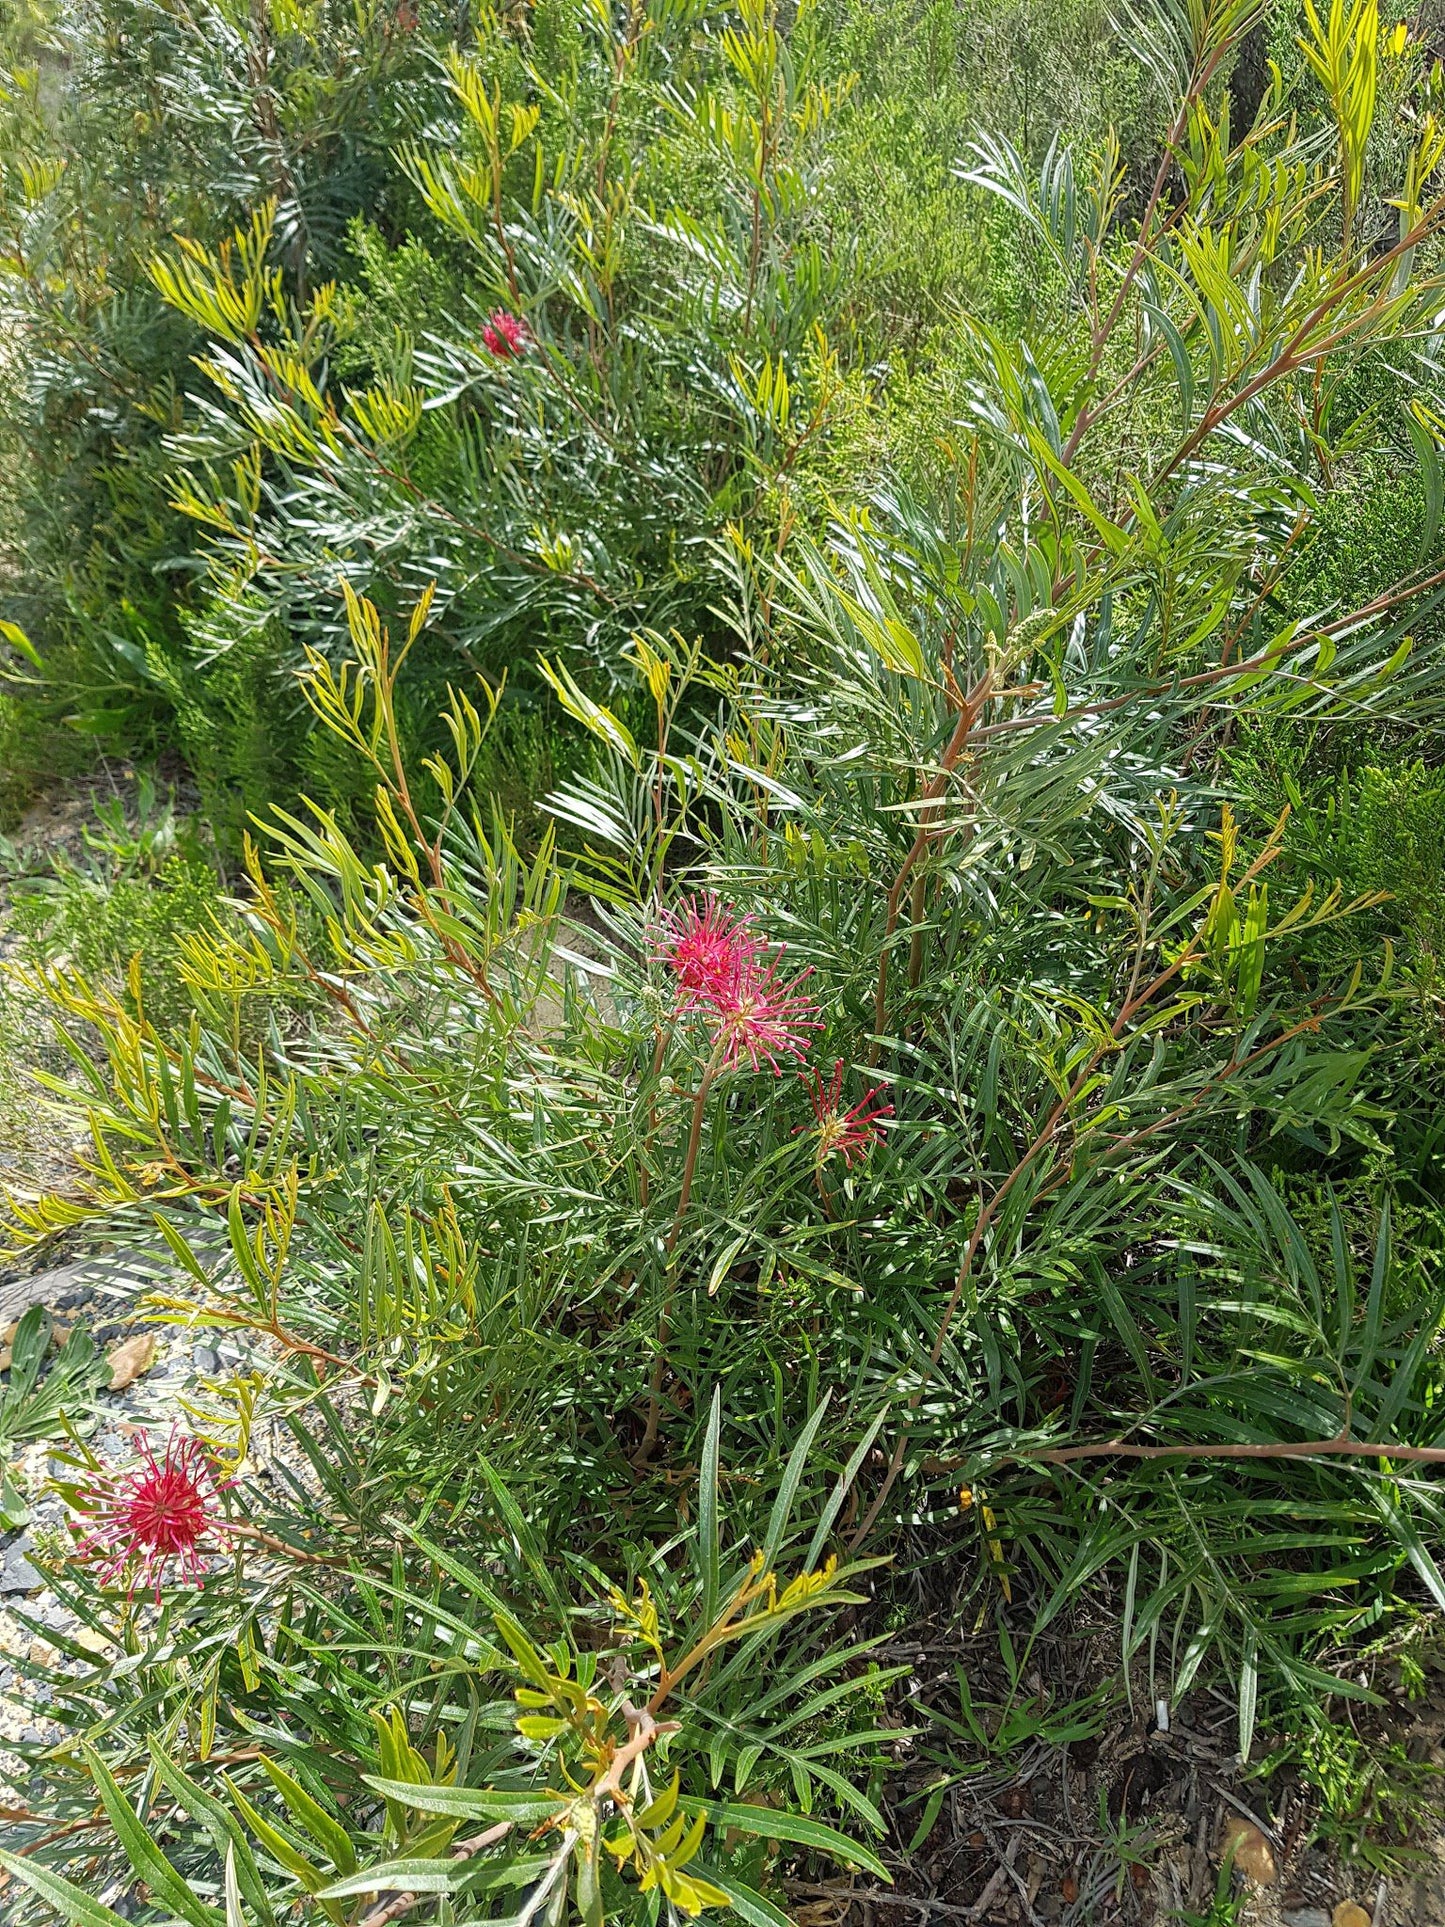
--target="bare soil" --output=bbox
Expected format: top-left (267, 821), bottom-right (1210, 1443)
top-left (816, 1606), bottom-right (1445, 1927)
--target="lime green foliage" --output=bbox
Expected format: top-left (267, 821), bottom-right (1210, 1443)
top-left (10, 851), bottom-right (218, 1012)
top-left (1356, 761), bottom-right (1445, 961)
top-left (1264, 1717), bottom-right (1444, 1873)
top-left (4, 779), bottom-right (222, 1026)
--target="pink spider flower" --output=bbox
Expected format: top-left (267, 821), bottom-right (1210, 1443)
top-left (712, 954), bottom-right (821, 1075)
top-left (654, 895), bottom-right (758, 1014)
top-left (481, 309), bottom-right (531, 359)
top-left (653, 894), bottom-right (821, 1075)
top-left (800, 1060), bottom-right (892, 1166)
top-left (72, 1430), bottom-right (233, 1598)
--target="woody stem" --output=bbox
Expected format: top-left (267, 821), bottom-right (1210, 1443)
top-left (636, 1057), bottom-right (720, 1465)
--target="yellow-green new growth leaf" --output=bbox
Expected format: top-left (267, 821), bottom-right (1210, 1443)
top-left (260, 1759), bottom-right (358, 1876)
top-left (225, 1775), bottom-right (347, 1927)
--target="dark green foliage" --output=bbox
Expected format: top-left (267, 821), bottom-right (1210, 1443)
top-left (0, 0), bottom-right (458, 811)
top-left (0, 0), bottom-right (1182, 844)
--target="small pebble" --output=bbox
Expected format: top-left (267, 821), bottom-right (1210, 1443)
top-left (1332, 1906), bottom-right (1372, 1927)
top-left (106, 1331), bottom-right (157, 1389)
top-left (1220, 1814), bottom-right (1277, 1886)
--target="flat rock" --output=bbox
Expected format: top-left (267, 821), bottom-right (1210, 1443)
top-left (106, 1331), bottom-right (157, 1389)
top-left (0, 1535), bottom-right (40, 1595)
top-left (0, 1261), bottom-right (93, 1331)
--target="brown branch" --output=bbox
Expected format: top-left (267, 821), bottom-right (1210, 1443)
top-left (1028, 1431), bottom-right (1445, 1466)
top-left (356, 1821), bottom-right (512, 1927)
top-left (636, 1057), bottom-right (721, 1467)
top-left (870, 674), bottom-right (993, 1061)
top-left (965, 543), bottom-right (1445, 754)
top-left (194, 1297), bottom-right (378, 1388)
top-left (1151, 205), bottom-right (1445, 493)
top-left (227, 1520), bottom-right (353, 1567)
top-left (593, 1701), bottom-right (660, 1803)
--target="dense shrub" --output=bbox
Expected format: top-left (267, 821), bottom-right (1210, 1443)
top-left (0, 0), bottom-right (1179, 841)
top-left (6, 0), bottom-right (1445, 1918)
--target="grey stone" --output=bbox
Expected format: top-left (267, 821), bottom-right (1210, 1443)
top-left (192, 1344), bottom-right (219, 1373)
top-left (0, 1261), bottom-right (92, 1330)
top-left (0, 1535), bottom-right (40, 1594)
top-left (1280, 1910), bottom-right (1330, 1927)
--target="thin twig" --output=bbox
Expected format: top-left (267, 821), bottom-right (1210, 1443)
top-left (356, 1822), bottom-right (512, 1927)
top-left (785, 1889), bottom-right (975, 1919)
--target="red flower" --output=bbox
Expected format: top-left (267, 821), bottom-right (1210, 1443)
top-left (800, 1060), bottom-right (891, 1165)
top-left (653, 895), bottom-right (820, 1075)
top-left (654, 895), bottom-right (756, 1014)
top-left (712, 954), bottom-right (821, 1075)
top-left (72, 1430), bottom-right (232, 1597)
top-left (481, 309), bottom-right (530, 358)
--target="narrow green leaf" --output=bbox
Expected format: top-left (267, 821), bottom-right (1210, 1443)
top-left (225, 1775), bottom-right (341, 1921)
top-left (700, 1386), bottom-right (722, 1630)
top-left (260, 1759), bottom-right (357, 1876)
top-left (84, 1746), bottom-right (222, 1927)
top-left (0, 1851), bottom-right (131, 1927)
top-left (905, 1781), bottom-right (948, 1855)
top-left (762, 1394), bottom-right (830, 1570)
top-left (1238, 1629), bottom-right (1258, 1765)
top-left (696, 1869), bottom-right (792, 1927)
top-left (223, 1846), bottom-right (246, 1927)
top-left (803, 1410), bottom-right (888, 1572)
top-left (684, 1801), bottom-right (888, 1877)
top-left (147, 1740), bottom-right (275, 1927)
top-left (359, 1779), bottom-right (560, 1825)
top-left (318, 1859), bottom-right (484, 1899)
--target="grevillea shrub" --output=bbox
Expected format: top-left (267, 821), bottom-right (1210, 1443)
top-left (6, 0), bottom-right (1445, 1918)
top-left (0, 0), bottom-right (949, 837)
